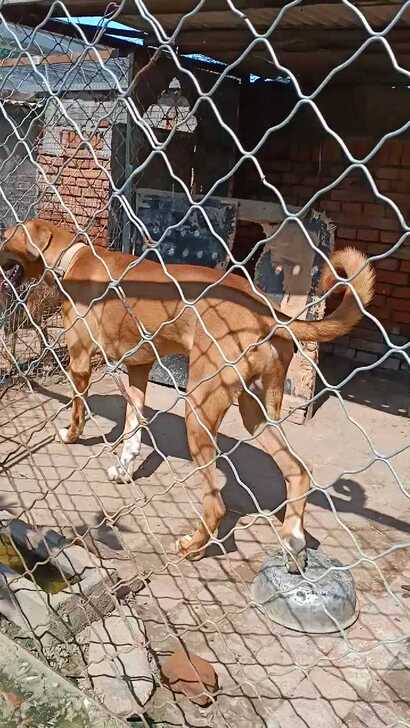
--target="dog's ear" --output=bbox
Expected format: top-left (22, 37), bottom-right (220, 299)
top-left (24, 220), bottom-right (53, 260)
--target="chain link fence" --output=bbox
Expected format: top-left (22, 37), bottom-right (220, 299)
top-left (0, 3), bottom-right (409, 727)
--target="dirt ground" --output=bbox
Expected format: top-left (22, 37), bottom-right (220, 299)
top-left (0, 353), bottom-right (409, 727)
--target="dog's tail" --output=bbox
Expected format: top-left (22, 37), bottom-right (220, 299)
top-left (274, 247), bottom-right (375, 343)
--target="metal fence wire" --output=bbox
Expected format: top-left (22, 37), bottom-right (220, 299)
top-left (0, 2), bottom-right (408, 727)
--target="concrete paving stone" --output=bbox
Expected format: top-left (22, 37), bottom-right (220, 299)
top-left (283, 697), bottom-right (343, 727)
top-left (380, 639), bottom-right (410, 704)
top-left (307, 665), bottom-right (359, 702)
top-left (332, 700), bottom-right (357, 721)
top-left (0, 366), bottom-right (409, 725)
top-left (273, 698), bottom-right (341, 728)
top-left (334, 665), bottom-right (373, 701)
top-left (87, 605), bottom-right (154, 718)
top-left (0, 565), bottom-right (50, 638)
top-left (344, 700), bottom-right (407, 727)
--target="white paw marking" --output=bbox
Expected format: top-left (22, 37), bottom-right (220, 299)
top-left (175, 534), bottom-right (193, 554)
top-left (107, 463), bottom-right (130, 483)
top-left (58, 428), bottom-right (70, 444)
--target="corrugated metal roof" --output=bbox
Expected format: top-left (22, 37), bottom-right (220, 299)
top-left (0, 55), bottom-right (129, 94)
top-left (119, 2), bottom-right (410, 33)
top-left (2, 2), bottom-right (410, 83)
top-left (3, 1), bottom-right (409, 34)
top-left (0, 20), bottom-right (87, 55)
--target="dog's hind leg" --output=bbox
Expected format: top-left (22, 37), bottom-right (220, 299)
top-left (176, 336), bottom-right (240, 560)
top-left (238, 350), bottom-right (310, 573)
top-left (107, 363), bottom-right (150, 482)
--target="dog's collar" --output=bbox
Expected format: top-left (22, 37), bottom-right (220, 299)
top-left (54, 242), bottom-right (87, 279)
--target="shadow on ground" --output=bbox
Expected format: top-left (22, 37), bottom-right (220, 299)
top-left (32, 381), bottom-right (410, 557)
top-left (315, 352), bottom-right (409, 418)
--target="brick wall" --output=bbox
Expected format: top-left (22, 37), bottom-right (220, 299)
top-left (37, 98), bottom-right (122, 244)
top-left (38, 126), bottom-right (110, 243)
top-left (235, 134), bottom-right (409, 373)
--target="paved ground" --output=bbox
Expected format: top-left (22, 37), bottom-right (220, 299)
top-left (0, 354), bottom-right (409, 727)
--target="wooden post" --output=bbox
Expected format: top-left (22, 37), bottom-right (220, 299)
top-left (120, 47), bottom-right (175, 253)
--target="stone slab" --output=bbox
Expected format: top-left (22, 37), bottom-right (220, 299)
top-left (88, 606), bottom-right (155, 718)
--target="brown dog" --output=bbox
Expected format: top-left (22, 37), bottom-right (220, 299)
top-left (0, 219), bottom-right (374, 571)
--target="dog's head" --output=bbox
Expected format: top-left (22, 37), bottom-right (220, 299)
top-left (0, 219), bottom-right (63, 310)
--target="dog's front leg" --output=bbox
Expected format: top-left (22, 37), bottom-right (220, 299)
top-left (107, 364), bottom-right (150, 482)
top-left (58, 348), bottom-right (91, 444)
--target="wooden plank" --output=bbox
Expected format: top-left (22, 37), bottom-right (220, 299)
top-left (212, 48), bottom-right (410, 85)
top-left (0, 49), bottom-right (112, 68)
top-left (135, 188), bottom-right (298, 224)
top-left (152, 27), bottom-right (410, 52)
top-left (121, 2), bottom-right (407, 35)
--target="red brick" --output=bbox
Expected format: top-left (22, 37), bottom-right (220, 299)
top-left (359, 215), bottom-right (400, 232)
top-left (350, 139), bottom-right (370, 159)
top-left (389, 192), bottom-right (410, 212)
top-left (384, 139), bottom-right (403, 166)
top-left (380, 231), bottom-right (399, 244)
top-left (369, 304), bottom-right (390, 321)
top-left (349, 327), bottom-right (384, 343)
top-left (376, 167), bottom-right (400, 180)
top-left (268, 160), bottom-right (291, 172)
top-left (331, 188), bottom-right (373, 203)
top-left (375, 258), bottom-right (399, 271)
top-left (282, 173), bottom-right (299, 184)
top-left (401, 141), bottom-right (410, 164)
top-left (337, 227), bottom-right (357, 240)
top-left (401, 260), bottom-right (410, 273)
top-left (372, 294), bottom-right (386, 307)
top-left (377, 270), bottom-right (408, 286)
top-left (290, 185), bottom-right (314, 199)
top-left (321, 200), bottom-right (340, 212)
top-left (391, 297), bottom-right (410, 311)
top-left (342, 202), bottom-right (363, 216)
top-left (83, 169), bottom-right (100, 179)
top-left (305, 176), bottom-right (333, 186)
top-left (363, 203), bottom-right (385, 218)
top-left (352, 240), bottom-right (367, 254)
top-left (376, 179), bottom-right (392, 193)
top-left (357, 228), bottom-right (379, 242)
top-left (392, 286), bottom-right (410, 298)
top-left (397, 167), bottom-right (410, 181)
top-left (390, 180), bottom-right (410, 194)
top-left (393, 310), bottom-right (410, 324)
top-left (375, 282), bottom-right (393, 296)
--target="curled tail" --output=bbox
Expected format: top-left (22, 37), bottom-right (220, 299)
top-left (275, 247), bottom-right (375, 343)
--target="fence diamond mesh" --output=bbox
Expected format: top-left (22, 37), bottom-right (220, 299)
top-left (0, 2), bottom-right (408, 727)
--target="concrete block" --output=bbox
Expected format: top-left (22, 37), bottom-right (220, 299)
top-left (380, 357), bottom-right (400, 370)
top-left (355, 350), bottom-right (378, 364)
top-left (88, 606), bottom-right (154, 718)
top-left (334, 345), bottom-right (356, 359)
top-left (0, 565), bottom-right (50, 638)
top-left (0, 510), bottom-right (118, 645)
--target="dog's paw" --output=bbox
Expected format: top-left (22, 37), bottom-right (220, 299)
top-left (283, 545), bottom-right (307, 574)
top-left (57, 428), bottom-right (71, 444)
top-left (107, 463), bottom-right (131, 483)
top-left (175, 534), bottom-right (204, 561)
